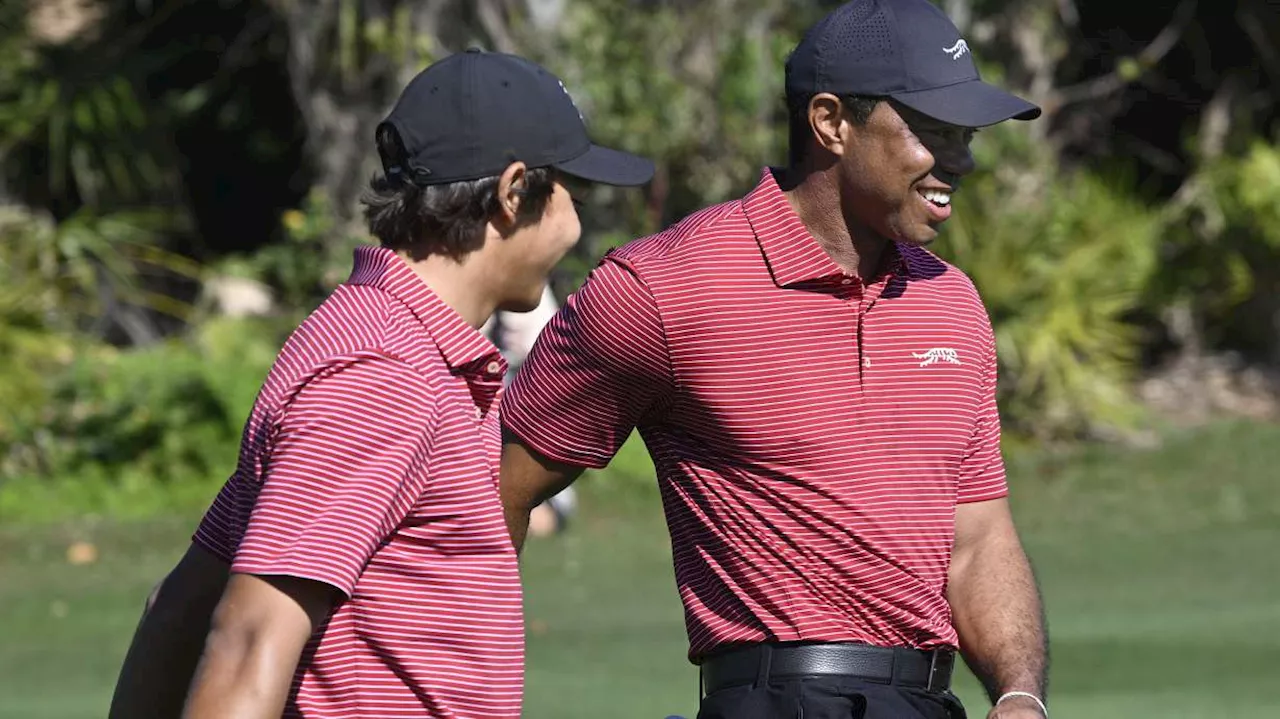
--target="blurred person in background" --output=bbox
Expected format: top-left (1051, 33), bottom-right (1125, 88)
top-left (499, 1), bottom-right (1049, 718)
top-left (108, 48), bottom-right (652, 719)
top-left (483, 284), bottom-right (578, 538)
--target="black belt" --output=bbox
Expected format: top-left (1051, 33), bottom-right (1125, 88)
top-left (700, 642), bottom-right (955, 695)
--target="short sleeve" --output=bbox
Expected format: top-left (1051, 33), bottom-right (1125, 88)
top-left (231, 356), bottom-right (439, 596)
top-left (192, 474), bottom-right (244, 564)
top-left (192, 402), bottom-right (274, 563)
top-left (957, 313), bottom-right (1009, 503)
top-left (502, 257), bottom-right (674, 468)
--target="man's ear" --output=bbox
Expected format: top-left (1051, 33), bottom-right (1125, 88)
top-left (808, 93), bottom-right (849, 157)
top-left (495, 161), bottom-right (529, 226)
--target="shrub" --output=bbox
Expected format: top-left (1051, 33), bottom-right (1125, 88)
top-left (937, 125), bottom-right (1162, 438)
top-left (0, 316), bottom-right (284, 522)
top-left (1149, 138), bottom-right (1280, 359)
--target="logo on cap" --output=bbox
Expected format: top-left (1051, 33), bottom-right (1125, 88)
top-left (556, 78), bottom-right (585, 123)
top-left (943, 39), bottom-right (970, 60)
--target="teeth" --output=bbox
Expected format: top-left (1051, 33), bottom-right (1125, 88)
top-left (921, 189), bottom-right (951, 206)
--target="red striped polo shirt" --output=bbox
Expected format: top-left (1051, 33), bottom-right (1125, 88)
top-left (504, 168), bottom-right (1007, 660)
top-left (194, 246), bottom-right (523, 718)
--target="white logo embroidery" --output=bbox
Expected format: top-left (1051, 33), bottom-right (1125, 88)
top-left (557, 78), bottom-right (586, 122)
top-left (943, 39), bottom-right (970, 60)
top-left (912, 348), bottom-right (961, 367)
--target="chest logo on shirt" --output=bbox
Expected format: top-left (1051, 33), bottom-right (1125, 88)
top-left (912, 347), bottom-right (961, 367)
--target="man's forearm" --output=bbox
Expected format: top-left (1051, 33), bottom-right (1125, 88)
top-left (504, 498), bottom-right (535, 554)
top-left (500, 437), bottom-right (584, 554)
top-left (109, 547), bottom-right (229, 719)
top-left (110, 587), bottom-right (218, 717)
top-left (181, 573), bottom-right (330, 719)
top-left (948, 509), bottom-right (1048, 703)
top-left (182, 624), bottom-right (302, 719)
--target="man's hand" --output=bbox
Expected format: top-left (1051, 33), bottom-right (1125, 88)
top-left (181, 572), bottom-right (337, 719)
top-left (947, 498), bottom-right (1049, 716)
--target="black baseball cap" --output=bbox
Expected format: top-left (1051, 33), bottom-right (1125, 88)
top-left (785, 0), bottom-right (1041, 127)
top-left (380, 48), bottom-right (654, 187)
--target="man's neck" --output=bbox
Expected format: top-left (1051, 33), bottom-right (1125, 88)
top-left (397, 250), bottom-right (497, 329)
top-left (779, 166), bottom-right (892, 281)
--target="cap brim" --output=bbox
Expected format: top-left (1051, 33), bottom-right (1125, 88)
top-left (890, 79), bottom-right (1041, 128)
top-left (554, 144), bottom-right (655, 186)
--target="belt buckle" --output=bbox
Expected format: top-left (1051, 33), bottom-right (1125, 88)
top-left (926, 650), bottom-right (954, 693)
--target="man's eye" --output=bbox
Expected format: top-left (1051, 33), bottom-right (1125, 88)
top-left (919, 125), bottom-right (975, 144)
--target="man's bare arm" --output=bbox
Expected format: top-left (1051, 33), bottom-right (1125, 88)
top-left (181, 573), bottom-right (337, 719)
top-left (501, 434), bottom-right (584, 553)
top-left (948, 498), bottom-right (1049, 718)
top-left (109, 544), bottom-right (230, 719)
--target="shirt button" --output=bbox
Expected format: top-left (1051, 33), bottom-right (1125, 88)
top-left (475, 407), bottom-right (484, 421)
top-left (486, 361), bottom-right (502, 375)
top-left (841, 278), bottom-right (853, 285)
top-left (863, 357), bottom-right (872, 368)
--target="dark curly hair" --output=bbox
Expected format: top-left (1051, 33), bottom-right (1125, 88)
top-left (361, 123), bottom-right (556, 260)
top-left (786, 93), bottom-right (882, 167)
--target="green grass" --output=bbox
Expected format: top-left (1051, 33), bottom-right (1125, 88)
top-left (2, 420), bottom-right (1279, 718)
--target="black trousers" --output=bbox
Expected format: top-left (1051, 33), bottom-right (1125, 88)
top-left (696, 677), bottom-right (968, 719)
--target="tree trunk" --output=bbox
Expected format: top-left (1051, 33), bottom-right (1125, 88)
top-left (266, 0), bottom-right (511, 222)
top-left (268, 0), bottom-right (384, 222)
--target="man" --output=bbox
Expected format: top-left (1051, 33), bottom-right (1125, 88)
top-left (108, 48), bottom-right (652, 718)
top-left (500, 2), bottom-right (1048, 718)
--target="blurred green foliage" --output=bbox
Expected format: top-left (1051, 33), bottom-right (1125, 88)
top-left (0, 206), bottom-right (275, 522)
top-left (218, 190), bottom-right (368, 317)
top-left (0, 314), bottom-right (282, 522)
top-left (1150, 140), bottom-right (1280, 352)
top-left (937, 125), bottom-right (1162, 436)
top-left (0, 205), bottom-right (196, 460)
top-left (545, 0), bottom-right (809, 287)
top-left (0, 0), bottom-right (179, 214)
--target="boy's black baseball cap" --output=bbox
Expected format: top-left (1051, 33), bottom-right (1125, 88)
top-left (380, 48), bottom-right (654, 187)
top-left (785, 0), bottom-right (1041, 127)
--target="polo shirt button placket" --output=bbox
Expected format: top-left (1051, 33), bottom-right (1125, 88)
top-left (856, 294), bottom-right (872, 390)
top-left (837, 275), bottom-right (866, 389)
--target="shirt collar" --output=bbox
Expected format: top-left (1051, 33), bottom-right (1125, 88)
top-left (742, 167), bottom-right (908, 288)
top-left (346, 245), bottom-right (505, 375)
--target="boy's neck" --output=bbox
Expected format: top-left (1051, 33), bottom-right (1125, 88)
top-left (398, 250), bottom-right (498, 330)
